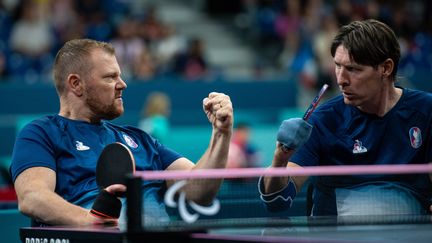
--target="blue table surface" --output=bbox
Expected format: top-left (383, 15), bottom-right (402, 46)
top-left (21, 215), bottom-right (432, 243)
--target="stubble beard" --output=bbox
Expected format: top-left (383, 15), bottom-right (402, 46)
top-left (86, 93), bottom-right (123, 121)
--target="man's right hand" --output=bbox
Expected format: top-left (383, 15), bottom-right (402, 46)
top-left (89, 184), bottom-right (126, 224)
top-left (271, 142), bottom-right (297, 167)
top-left (277, 118), bottom-right (312, 151)
top-left (270, 118), bottom-right (312, 168)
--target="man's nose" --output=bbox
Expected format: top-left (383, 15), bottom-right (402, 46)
top-left (336, 69), bottom-right (349, 86)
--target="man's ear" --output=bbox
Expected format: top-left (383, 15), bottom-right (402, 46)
top-left (67, 74), bottom-right (83, 96)
top-left (380, 58), bottom-right (394, 79)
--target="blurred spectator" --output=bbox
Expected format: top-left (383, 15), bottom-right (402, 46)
top-left (227, 122), bottom-right (261, 169)
top-left (334, 0), bottom-right (353, 25)
top-left (278, 26), bottom-right (317, 109)
top-left (0, 2), bottom-right (12, 43)
top-left (111, 17), bottom-right (146, 80)
top-left (251, 0), bottom-right (280, 64)
top-left (0, 52), bottom-right (7, 80)
top-left (9, 0), bottom-right (54, 57)
top-left (51, 0), bottom-right (84, 47)
top-left (274, 0), bottom-right (301, 41)
top-left (74, 0), bottom-right (112, 41)
top-left (0, 0), bottom-right (430, 90)
top-left (172, 37), bottom-right (209, 81)
top-left (311, 13), bottom-right (339, 98)
top-left (302, 0), bottom-right (328, 38)
top-left (8, 0), bottom-right (55, 82)
top-left (0, 159), bottom-right (17, 203)
top-left (275, 0), bottom-right (316, 99)
top-left (154, 26), bottom-right (187, 73)
top-left (138, 92), bottom-right (171, 143)
top-left (139, 5), bottom-right (169, 45)
top-left (133, 48), bottom-right (158, 81)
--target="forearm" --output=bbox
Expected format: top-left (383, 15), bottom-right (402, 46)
top-left (15, 167), bottom-right (96, 226)
top-left (19, 188), bottom-right (90, 226)
top-left (263, 117), bottom-right (313, 194)
top-left (180, 92), bottom-right (233, 204)
top-left (259, 154), bottom-right (308, 212)
top-left (262, 147), bottom-right (296, 194)
top-left (196, 129), bottom-right (231, 169)
top-left (186, 129), bottom-right (231, 203)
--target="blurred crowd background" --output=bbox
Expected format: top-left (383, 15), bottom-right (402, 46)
top-left (0, 0), bottom-right (430, 89)
top-left (0, 0), bottom-right (432, 186)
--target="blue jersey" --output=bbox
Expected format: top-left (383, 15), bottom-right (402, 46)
top-left (291, 88), bottom-right (432, 215)
top-left (10, 115), bottom-right (183, 208)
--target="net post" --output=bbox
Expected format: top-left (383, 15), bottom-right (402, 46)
top-left (126, 173), bottom-right (142, 233)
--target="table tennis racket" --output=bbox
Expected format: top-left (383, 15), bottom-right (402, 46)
top-left (279, 84), bottom-right (329, 152)
top-left (302, 84), bottom-right (329, 121)
top-left (96, 142), bottom-right (136, 194)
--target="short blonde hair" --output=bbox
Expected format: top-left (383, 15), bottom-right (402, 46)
top-left (53, 39), bottom-right (115, 95)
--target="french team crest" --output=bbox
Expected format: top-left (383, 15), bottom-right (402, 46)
top-left (409, 127), bottom-right (422, 149)
top-left (122, 133), bottom-right (138, 149)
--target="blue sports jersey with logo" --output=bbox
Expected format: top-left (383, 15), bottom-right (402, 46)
top-left (291, 88), bottom-right (432, 215)
top-left (10, 115), bottom-right (183, 207)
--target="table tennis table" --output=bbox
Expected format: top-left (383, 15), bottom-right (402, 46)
top-left (20, 172), bottom-right (432, 243)
top-left (20, 214), bottom-right (432, 243)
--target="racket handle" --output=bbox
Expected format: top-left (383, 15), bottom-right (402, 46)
top-left (303, 84), bottom-right (329, 121)
top-left (280, 84), bottom-right (328, 151)
top-left (90, 190), bottom-right (122, 219)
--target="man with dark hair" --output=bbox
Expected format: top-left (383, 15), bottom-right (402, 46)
top-left (260, 19), bottom-right (432, 216)
top-left (10, 39), bottom-right (233, 226)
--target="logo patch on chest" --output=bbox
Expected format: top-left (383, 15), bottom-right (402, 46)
top-left (75, 141), bottom-right (90, 151)
top-left (352, 139), bottom-right (367, 154)
top-left (409, 127), bottom-right (422, 149)
top-left (123, 133), bottom-right (139, 149)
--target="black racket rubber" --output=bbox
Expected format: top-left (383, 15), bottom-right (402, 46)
top-left (96, 142), bottom-right (135, 189)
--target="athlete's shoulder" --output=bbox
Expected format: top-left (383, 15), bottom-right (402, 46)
top-left (319, 94), bottom-right (344, 109)
top-left (19, 114), bottom-right (58, 132)
top-left (399, 88), bottom-right (432, 114)
top-left (402, 88), bottom-right (432, 101)
top-left (312, 95), bottom-right (346, 118)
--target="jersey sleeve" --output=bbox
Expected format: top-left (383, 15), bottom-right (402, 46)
top-left (10, 122), bottom-right (57, 183)
top-left (153, 139), bottom-right (183, 169)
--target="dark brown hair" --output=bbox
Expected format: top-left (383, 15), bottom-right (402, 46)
top-left (331, 19), bottom-right (401, 80)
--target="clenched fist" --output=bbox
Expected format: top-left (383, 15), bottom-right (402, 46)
top-left (202, 92), bottom-right (234, 133)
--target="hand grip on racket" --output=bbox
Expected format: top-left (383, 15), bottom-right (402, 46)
top-left (90, 142), bottom-right (136, 220)
top-left (278, 84), bottom-right (329, 152)
top-left (96, 142), bottom-right (136, 191)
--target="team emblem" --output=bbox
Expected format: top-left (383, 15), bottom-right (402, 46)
top-left (409, 127), bottom-right (422, 149)
top-left (122, 133), bottom-right (138, 149)
top-left (352, 139), bottom-right (367, 154)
